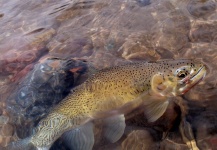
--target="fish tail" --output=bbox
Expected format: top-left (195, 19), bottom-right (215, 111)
top-left (4, 137), bottom-right (36, 150)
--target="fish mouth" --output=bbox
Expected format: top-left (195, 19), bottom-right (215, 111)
top-left (180, 66), bottom-right (206, 95)
top-left (190, 66), bottom-right (206, 83)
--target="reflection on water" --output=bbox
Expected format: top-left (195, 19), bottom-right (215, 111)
top-left (0, 0), bottom-right (216, 149)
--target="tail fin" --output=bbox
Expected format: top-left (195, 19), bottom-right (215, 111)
top-left (4, 137), bottom-right (36, 150)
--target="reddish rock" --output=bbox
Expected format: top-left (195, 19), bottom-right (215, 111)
top-left (122, 130), bottom-right (159, 150)
top-left (1, 124), bottom-right (14, 136)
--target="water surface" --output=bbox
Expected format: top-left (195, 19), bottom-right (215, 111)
top-left (0, 0), bottom-right (217, 149)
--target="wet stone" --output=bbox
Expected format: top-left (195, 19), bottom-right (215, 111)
top-left (187, 0), bottom-right (216, 19)
top-left (136, 0), bottom-right (151, 6)
top-left (160, 138), bottom-right (189, 150)
top-left (121, 130), bottom-right (160, 150)
top-left (0, 115), bottom-right (9, 126)
top-left (15, 86), bottom-right (36, 108)
top-left (0, 136), bottom-right (11, 147)
top-left (155, 48), bottom-right (174, 59)
top-left (1, 124), bottom-right (14, 136)
top-left (190, 23), bottom-right (217, 43)
top-left (0, 135), bottom-right (3, 144)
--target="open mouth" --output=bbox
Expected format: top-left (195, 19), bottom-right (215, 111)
top-left (181, 66), bottom-right (206, 95)
top-left (191, 66), bottom-right (205, 80)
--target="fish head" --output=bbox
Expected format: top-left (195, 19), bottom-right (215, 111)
top-left (151, 59), bottom-right (207, 97)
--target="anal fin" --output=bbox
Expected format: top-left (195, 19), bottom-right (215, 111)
top-left (104, 114), bottom-right (126, 143)
top-left (62, 122), bottom-right (94, 150)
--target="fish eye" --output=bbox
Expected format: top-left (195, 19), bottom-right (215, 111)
top-left (177, 73), bottom-right (186, 78)
top-left (176, 70), bottom-right (189, 79)
top-left (175, 66), bottom-right (190, 79)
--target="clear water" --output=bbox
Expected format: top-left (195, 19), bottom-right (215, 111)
top-left (0, 0), bottom-right (216, 149)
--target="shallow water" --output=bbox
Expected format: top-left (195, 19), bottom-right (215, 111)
top-left (0, 0), bottom-right (217, 149)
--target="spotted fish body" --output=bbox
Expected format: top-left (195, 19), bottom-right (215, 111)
top-left (6, 59), bottom-right (206, 150)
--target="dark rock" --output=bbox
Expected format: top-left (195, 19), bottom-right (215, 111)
top-left (136, 0), bottom-right (151, 7)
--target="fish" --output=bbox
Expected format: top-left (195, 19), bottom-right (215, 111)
top-left (5, 59), bottom-right (206, 150)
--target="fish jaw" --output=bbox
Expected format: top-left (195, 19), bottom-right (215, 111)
top-left (177, 66), bottom-right (206, 95)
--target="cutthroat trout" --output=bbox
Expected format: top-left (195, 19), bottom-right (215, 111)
top-left (6, 59), bottom-right (206, 150)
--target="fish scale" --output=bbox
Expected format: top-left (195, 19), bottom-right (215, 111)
top-left (54, 62), bottom-right (158, 116)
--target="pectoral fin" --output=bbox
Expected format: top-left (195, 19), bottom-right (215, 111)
top-left (104, 114), bottom-right (126, 143)
top-left (144, 100), bottom-right (169, 122)
top-left (62, 122), bottom-right (94, 150)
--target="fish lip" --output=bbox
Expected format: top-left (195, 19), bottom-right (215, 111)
top-left (191, 66), bottom-right (205, 80)
top-left (180, 66), bottom-right (206, 95)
